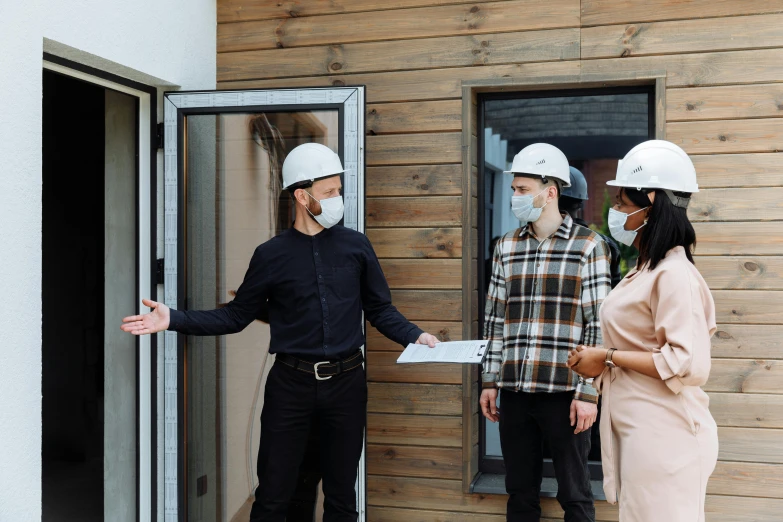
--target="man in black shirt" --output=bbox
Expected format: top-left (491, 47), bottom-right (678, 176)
top-left (122, 142), bottom-right (439, 521)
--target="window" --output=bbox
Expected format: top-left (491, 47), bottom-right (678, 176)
top-left (476, 87), bottom-right (655, 489)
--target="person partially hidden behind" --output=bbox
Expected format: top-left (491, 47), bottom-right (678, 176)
top-left (122, 143), bottom-right (439, 522)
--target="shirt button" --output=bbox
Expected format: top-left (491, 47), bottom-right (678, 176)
top-left (322, 298), bottom-right (326, 302)
top-left (314, 252), bottom-right (319, 256)
top-left (318, 275), bottom-right (323, 280)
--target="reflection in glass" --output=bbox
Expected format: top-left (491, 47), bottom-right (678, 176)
top-left (184, 111), bottom-right (338, 521)
top-left (480, 91), bottom-right (651, 466)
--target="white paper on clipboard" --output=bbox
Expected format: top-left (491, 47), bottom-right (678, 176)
top-left (396, 340), bottom-right (489, 364)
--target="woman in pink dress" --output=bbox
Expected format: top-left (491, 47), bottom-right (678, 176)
top-left (567, 140), bottom-right (719, 522)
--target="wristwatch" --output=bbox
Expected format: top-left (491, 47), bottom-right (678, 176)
top-left (605, 348), bottom-right (618, 369)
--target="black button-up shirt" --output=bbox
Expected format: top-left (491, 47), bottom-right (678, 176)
top-left (168, 225), bottom-right (423, 360)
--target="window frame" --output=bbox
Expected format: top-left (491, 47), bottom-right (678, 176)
top-left (460, 73), bottom-right (666, 493)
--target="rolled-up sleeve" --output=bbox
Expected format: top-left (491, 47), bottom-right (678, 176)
top-left (482, 241), bottom-right (506, 388)
top-left (650, 264), bottom-right (716, 394)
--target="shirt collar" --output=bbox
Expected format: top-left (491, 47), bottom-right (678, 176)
top-left (519, 213), bottom-right (573, 240)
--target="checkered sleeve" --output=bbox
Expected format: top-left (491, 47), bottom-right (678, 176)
top-left (482, 240), bottom-right (506, 388)
top-left (574, 239), bottom-right (611, 403)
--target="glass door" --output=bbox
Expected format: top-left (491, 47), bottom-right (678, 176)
top-left (162, 87), bottom-right (365, 522)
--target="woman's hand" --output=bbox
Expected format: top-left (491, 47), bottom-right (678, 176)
top-left (567, 345), bottom-right (608, 379)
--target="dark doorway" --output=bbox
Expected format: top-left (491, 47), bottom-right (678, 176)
top-left (42, 70), bottom-right (106, 521)
top-left (42, 67), bottom-right (140, 521)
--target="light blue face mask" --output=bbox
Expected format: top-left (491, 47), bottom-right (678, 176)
top-left (608, 207), bottom-right (648, 247)
top-left (511, 188), bottom-right (549, 223)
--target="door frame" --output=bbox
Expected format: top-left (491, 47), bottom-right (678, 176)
top-left (163, 86), bottom-right (366, 522)
top-left (41, 54), bottom-right (158, 521)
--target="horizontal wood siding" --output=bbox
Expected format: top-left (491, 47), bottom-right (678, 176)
top-left (217, 1), bottom-right (783, 519)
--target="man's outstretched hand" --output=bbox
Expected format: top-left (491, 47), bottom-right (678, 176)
top-left (416, 332), bottom-right (440, 348)
top-left (121, 299), bottom-right (170, 336)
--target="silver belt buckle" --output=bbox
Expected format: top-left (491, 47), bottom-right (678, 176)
top-left (314, 361), bottom-right (333, 381)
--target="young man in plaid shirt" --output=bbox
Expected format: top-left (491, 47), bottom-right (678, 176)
top-left (480, 143), bottom-right (612, 522)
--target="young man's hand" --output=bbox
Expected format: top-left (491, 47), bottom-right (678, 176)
top-left (121, 299), bottom-right (170, 335)
top-left (480, 388), bottom-right (499, 423)
top-left (416, 332), bottom-right (440, 348)
top-left (570, 399), bottom-right (597, 434)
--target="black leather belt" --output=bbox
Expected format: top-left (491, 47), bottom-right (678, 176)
top-left (276, 350), bottom-right (364, 381)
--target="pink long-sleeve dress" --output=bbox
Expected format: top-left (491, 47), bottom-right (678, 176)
top-left (594, 246), bottom-right (719, 521)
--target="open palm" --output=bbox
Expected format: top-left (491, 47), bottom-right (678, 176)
top-left (121, 299), bottom-right (170, 335)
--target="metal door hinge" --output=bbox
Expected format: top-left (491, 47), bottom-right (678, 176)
top-left (156, 122), bottom-right (164, 150)
top-left (156, 258), bottom-right (165, 284)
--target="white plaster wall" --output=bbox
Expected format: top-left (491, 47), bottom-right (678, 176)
top-left (0, 1), bottom-right (216, 519)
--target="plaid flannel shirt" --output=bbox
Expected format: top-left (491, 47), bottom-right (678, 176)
top-left (482, 213), bottom-right (611, 403)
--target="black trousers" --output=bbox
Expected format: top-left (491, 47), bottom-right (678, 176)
top-left (249, 360), bottom-right (367, 522)
top-left (499, 389), bottom-right (595, 522)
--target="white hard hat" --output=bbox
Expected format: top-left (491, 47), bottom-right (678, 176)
top-left (609, 140), bottom-right (699, 193)
top-left (282, 143), bottom-right (346, 190)
top-left (504, 143), bottom-right (571, 187)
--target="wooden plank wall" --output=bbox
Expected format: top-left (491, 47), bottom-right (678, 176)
top-left (217, 1), bottom-right (783, 520)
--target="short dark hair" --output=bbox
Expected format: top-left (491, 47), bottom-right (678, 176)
top-left (623, 188), bottom-right (696, 271)
top-left (559, 195), bottom-right (582, 216)
top-left (286, 180), bottom-right (313, 197)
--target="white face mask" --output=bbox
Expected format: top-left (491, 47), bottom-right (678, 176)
top-left (511, 188), bottom-right (549, 223)
top-left (608, 207), bottom-right (648, 247)
top-left (305, 191), bottom-right (344, 229)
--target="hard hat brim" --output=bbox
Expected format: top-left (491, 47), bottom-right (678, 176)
top-left (503, 170), bottom-right (571, 188)
top-left (282, 169), bottom-right (349, 190)
top-left (606, 179), bottom-right (699, 193)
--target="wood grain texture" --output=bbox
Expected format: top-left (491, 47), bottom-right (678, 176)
top-left (708, 461), bottom-right (783, 499)
top-left (704, 494), bottom-right (783, 522)
top-left (667, 118), bottom-right (783, 154)
top-left (217, 1), bottom-right (580, 51)
top-left (366, 413), bottom-right (463, 447)
top-left (367, 101), bottom-right (463, 134)
top-left (366, 444), bottom-right (463, 479)
top-left (712, 290), bottom-right (783, 324)
top-left (366, 508), bottom-right (508, 522)
top-left (218, 0), bottom-right (515, 22)
top-left (667, 84), bottom-right (783, 122)
top-left (706, 359), bottom-right (783, 393)
top-left (218, 60), bottom-right (583, 102)
top-left (688, 188), bottom-right (783, 221)
top-left (691, 153), bottom-right (783, 188)
top-left (218, 29), bottom-right (579, 80)
top-left (581, 48), bottom-right (783, 88)
top-left (366, 228), bottom-right (462, 258)
top-left (711, 324), bottom-right (783, 359)
top-left (367, 165), bottom-right (462, 197)
top-left (693, 223), bottom-right (783, 255)
top-left (581, 0), bottom-right (783, 26)
top-left (368, 383), bottom-right (462, 415)
top-left (367, 196), bottom-right (462, 227)
top-left (367, 351), bottom-right (463, 384)
top-left (391, 290), bottom-right (463, 321)
top-left (368, 133), bottom-right (461, 165)
top-left (709, 392), bottom-right (783, 428)
top-left (697, 256), bottom-right (783, 290)
top-left (718, 427), bottom-right (783, 463)
top-left (581, 13), bottom-right (783, 59)
top-left (366, 476), bottom-right (620, 519)
top-left (367, 322), bottom-right (463, 352)
top-left (380, 259), bottom-right (462, 289)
